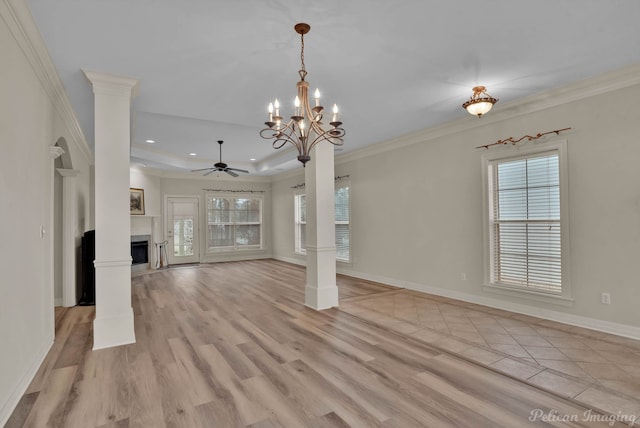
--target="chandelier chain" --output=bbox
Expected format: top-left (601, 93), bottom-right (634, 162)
top-left (300, 33), bottom-right (305, 72)
top-left (299, 32), bottom-right (307, 81)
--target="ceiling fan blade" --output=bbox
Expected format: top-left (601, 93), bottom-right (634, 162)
top-left (226, 167), bottom-right (249, 174)
top-left (225, 169), bottom-right (239, 177)
top-left (192, 168), bottom-right (213, 172)
top-left (203, 169), bottom-right (216, 176)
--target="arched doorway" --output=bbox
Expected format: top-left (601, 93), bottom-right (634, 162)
top-left (53, 137), bottom-right (79, 307)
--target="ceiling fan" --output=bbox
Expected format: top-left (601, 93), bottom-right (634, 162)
top-left (191, 140), bottom-right (249, 177)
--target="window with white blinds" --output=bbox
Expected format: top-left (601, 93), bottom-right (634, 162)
top-left (295, 183), bottom-right (350, 262)
top-left (294, 193), bottom-right (306, 254)
top-left (334, 185), bottom-right (350, 261)
top-left (489, 152), bottom-right (562, 293)
top-left (206, 194), bottom-right (262, 251)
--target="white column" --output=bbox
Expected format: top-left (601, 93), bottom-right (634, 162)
top-left (56, 168), bottom-right (80, 307)
top-left (84, 70), bottom-right (138, 350)
top-left (304, 142), bottom-right (339, 310)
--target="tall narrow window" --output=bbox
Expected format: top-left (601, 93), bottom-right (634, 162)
top-left (294, 193), bottom-right (306, 254)
top-left (487, 148), bottom-right (565, 294)
top-left (294, 183), bottom-right (350, 262)
top-left (334, 184), bottom-right (350, 261)
top-left (207, 193), bottom-right (262, 251)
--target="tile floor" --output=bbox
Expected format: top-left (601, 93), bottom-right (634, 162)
top-left (339, 289), bottom-right (640, 419)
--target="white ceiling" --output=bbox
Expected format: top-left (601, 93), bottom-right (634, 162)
top-left (26, 0), bottom-right (640, 176)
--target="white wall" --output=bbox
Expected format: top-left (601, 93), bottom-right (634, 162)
top-left (272, 73), bottom-right (640, 337)
top-left (0, 1), bottom-right (92, 424)
top-left (130, 168), bottom-right (162, 216)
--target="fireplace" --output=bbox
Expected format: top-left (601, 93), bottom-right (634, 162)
top-left (131, 235), bottom-right (150, 266)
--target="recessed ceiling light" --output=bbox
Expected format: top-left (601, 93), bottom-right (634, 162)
top-left (250, 158), bottom-right (256, 161)
top-left (189, 152), bottom-right (197, 156)
top-left (145, 139), bottom-right (155, 143)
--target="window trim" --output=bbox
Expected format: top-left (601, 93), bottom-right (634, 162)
top-left (334, 181), bottom-right (351, 263)
top-left (205, 192), bottom-right (264, 253)
top-left (481, 139), bottom-right (572, 305)
top-left (293, 181), bottom-right (351, 263)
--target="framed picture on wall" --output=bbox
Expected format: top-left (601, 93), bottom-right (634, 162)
top-left (130, 188), bottom-right (145, 215)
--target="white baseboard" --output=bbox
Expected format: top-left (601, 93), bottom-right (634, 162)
top-left (54, 297), bottom-right (63, 306)
top-left (337, 267), bottom-right (640, 341)
top-left (0, 333), bottom-right (54, 427)
top-left (201, 252), bottom-right (273, 264)
top-left (272, 255), bottom-right (305, 266)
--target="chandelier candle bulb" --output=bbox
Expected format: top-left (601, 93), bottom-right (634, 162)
top-left (314, 88), bottom-right (320, 107)
top-left (332, 104), bottom-right (339, 123)
top-left (274, 99), bottom-right (280, 116)
top-left (294, 96), bottom-right (301, 115)
top-left (268, 102), bottom-right (273, 122)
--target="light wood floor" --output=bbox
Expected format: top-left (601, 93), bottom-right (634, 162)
top-left (6, 259), bottom-right (634, 427)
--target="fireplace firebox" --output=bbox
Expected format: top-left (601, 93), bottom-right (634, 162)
top-left (131, 235), bottom-right (150, 265)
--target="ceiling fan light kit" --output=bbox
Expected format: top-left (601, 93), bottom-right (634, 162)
top-left (191, 140), bottom-right (249, 177)
top-left (260, 23), bottom-right (345, 167)
top-left (462, 86), bottom-right (498, 118)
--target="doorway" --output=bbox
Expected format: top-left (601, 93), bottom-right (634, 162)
top-left (166, 196), bottom-right (200, 265)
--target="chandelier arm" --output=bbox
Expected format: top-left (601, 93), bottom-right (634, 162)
top-left (308, 119), bottom-right (330, 138)
top-left (283, 121), bottom-right (306, 152)
top-left (260, 121), bottom-right (303, 151)
top-left (307, 126), bottom-right (346, 151)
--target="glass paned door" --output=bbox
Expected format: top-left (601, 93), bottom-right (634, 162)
top-left (167, 197), bottom-right (199, 265)
top-left (173, 217), bottom-right (193, 256)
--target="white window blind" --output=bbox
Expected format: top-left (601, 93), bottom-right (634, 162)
top-left (335, 185), bottom-right (350, 261)
top-left (294, 193), bottom-right (306, 254)
top-left (294, 184), bottom-right (350, 262)
top-left (490, 153), bottom-right (561, 293)
top-left (207, 194), bottom-right (262, 251)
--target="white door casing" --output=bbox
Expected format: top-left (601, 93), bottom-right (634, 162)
top-left (166, 196), bottom-right (200, 265)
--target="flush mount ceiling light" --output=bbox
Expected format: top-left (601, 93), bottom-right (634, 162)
top-left (462, 86), bottom-right (498, 118)
top-left (260, 23), bottom-right (345, 167)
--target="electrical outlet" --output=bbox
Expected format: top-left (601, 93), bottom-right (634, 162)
top-left (601, 292), bottom-right (611, 305)
top-left (460, 273), bottom-right (467, 281)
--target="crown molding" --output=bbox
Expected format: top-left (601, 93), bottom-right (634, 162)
top-left (48, 146), bottom-right (64, 159)
top-left (335, 63), bottom-right (640, 167)
top-left (1, 0), bottom-right (92, 164)
top-left (83, 69), bottom-right (140, 98)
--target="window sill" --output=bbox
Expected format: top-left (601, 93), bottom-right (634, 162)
top-left (482, 283), bottom-right (574, 307)
top-left (207, 247), bottom-right (264, 254)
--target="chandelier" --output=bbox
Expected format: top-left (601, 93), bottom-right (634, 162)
top-left (260, 23), bottom-right (345, 166)
top-left (462, 86), bottom-right (498, 118)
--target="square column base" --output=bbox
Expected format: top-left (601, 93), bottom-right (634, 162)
top-left (93, 260), bottom-right (135, 350)
top-left (305, 284), bottom-right (339, 310)
top-left (93, 309), bottom-right (135, 350)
